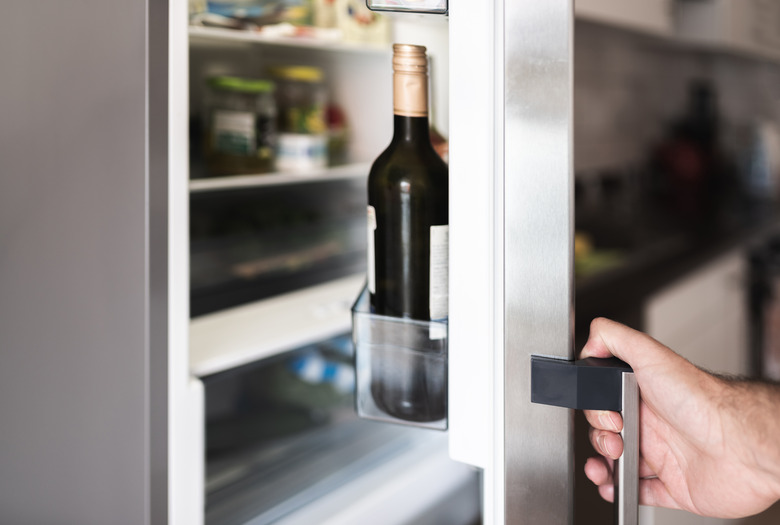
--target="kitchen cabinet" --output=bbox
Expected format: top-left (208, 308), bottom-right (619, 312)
top-left (576, 0), bottom-right (780, 64)
top-left (675, 0), bottom-right (780, 62)
top-left (575, 0), bottom-right (674, 36)
top-left (644, 249), bottom-right (749, 377)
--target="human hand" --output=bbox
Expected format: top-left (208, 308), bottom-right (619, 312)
top-left (581, 317), bottom-right (780, 518)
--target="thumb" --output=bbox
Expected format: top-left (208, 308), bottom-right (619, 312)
top-left (579, 317), bottom-right (674, 372)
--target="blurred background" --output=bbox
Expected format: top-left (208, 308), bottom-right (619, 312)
top-left (1, 0), bottom-right (779, 524)
top-left (572, 5), bottom-right (780, 522)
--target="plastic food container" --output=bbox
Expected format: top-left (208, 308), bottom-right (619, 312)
top-left (270, 66), bottom-right (328, 172)
top-left (206, 75), bottom-right (277, 176)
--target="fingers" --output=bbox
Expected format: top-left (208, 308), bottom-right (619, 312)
top-left (585, 458), bottom-right (679, 510)
top-left (639, 458), bottom-right (657, 479)
top-left (583, 410), bottom-right (662, 475)
top-left (585, 409), bottom-right (623, 461)
top-left (584, 456), bottom-right (615, 503)
top-left (579, 317), bottom-right (666, 371)
top-left (598, 482), bottom-right (615, 503)
top-left (584, 456), bottom-right (613, 484)
top-left (589, 425), bottom-right (623, 460)
top-left (639, 477), bottom-right (681, 510)
top-left (584, 409), bottom-right (623, 432)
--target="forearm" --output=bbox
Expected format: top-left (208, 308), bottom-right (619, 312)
top-left (723, 378), bottom-right (780, 503)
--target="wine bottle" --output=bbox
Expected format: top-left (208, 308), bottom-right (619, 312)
top-left (367, 44), bottom-right (448, 422)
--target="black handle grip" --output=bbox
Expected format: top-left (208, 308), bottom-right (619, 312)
top-left (530, 355), bottom-right (639, 525)
top-left (531, 356), bottom-right (632, 412)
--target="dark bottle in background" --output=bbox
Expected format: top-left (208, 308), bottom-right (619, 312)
top-left (652, 79), bottom-right (739, 223)
top-left (366, 44), bottom-right (449, 422)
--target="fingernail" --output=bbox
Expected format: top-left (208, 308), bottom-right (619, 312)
top-left (599, 411), bottom-right (618, 432)
top-left (597, 434), bottom-right (609, 457)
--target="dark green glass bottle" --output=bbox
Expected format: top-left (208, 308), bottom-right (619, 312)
top-left (367, 44), bottom-right (448, 422)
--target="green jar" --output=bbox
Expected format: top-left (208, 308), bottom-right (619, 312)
top-left (206, 76), bottom-right (277, 176)
top-left (270, 66), bottom-right (328, 172)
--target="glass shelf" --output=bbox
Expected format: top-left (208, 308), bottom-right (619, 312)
top-left (189, 162), bottom-right (371, 193)
top-left (188, 25), bottom-right (389, 54)
top-left (190, 274), bottom-right (366, 377)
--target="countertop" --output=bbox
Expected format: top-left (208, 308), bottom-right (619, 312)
top-left (573, 190), bottom-right (780, 336)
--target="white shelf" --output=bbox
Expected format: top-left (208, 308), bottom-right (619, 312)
top-left (188, 25), bottom-right (389, 54)
top-left (273, 431), bottom-right (479, 525)
top-left (189, 162), bottom-right (371, 193)
top-left (189, 274), bottom-right (365, 377)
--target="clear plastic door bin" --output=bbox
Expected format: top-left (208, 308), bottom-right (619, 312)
top-left (352, 287), bottom-right (447, 430)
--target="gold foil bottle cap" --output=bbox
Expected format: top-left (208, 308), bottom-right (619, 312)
top-left (392, 44), bottom-right (428, 118)
top-left (392, 44), bottom-right (428, 73)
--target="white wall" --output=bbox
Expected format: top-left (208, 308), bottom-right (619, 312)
top-left (575, 20), bottom-right (780, 173)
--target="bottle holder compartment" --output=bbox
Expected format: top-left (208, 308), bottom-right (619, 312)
top-left (352, 287), bottom-right (447, 430)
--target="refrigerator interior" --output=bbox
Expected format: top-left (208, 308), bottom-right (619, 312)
top-left (189, 273), bottom-right (481, 525)
top-left (186, 9), bottom-right (474, 525)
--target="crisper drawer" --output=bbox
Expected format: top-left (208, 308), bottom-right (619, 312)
top-left (190, 176), bottom-right (367, 317)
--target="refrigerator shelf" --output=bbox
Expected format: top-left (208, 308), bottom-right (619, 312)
top-left (269, 429), bottom-right (479, 525)
top-left (189, 162), bottom-right (371, 193)
top-left (189, 25), bottom-right (389, 54)
top-left (190, 274), bottom-right (365, 377)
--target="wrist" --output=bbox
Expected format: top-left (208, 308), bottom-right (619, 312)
top-left (769, 384), bottom-right (780, 501)
top-left (728, 380), bottom-right (780, 501)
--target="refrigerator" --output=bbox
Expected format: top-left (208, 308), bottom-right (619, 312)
top-left (0, 0), bottom-right (592, 524)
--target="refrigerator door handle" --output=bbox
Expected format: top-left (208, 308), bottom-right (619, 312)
top-left (531, 356), bottom-right (639, 525)
top-left (617, 371), bottom-right (639, 525)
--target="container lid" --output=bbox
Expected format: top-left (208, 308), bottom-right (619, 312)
top-left (270, 66), bottom-right (324, 83)
top-left (208, 76), bottom-right (275, 93)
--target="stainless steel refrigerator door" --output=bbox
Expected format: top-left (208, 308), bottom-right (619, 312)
top-left (504, 0), bottom-right (575, 523)
top-left (449, 0), bottom-right (575, 523)
top-left (0, 0), bottom-right (195, 523)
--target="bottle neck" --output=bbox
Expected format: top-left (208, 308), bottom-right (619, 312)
top-left (391, 56), bottom-right (430, 146)
top-left (393, 67), bottom-right (428, 116)
top-left (392, 114), bottom-right (430, 144)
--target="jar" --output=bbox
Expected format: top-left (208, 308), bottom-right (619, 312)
top-left (270, 66), bottom-right (328, 172)
top-left (206, 76), bottom-right (277, 176)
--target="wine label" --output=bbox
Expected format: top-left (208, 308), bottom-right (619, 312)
top-left (367, 205), bottom-right (377, 294)
top-left (429, 225), bottom-right (448, 320)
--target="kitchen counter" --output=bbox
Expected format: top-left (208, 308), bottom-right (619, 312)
top-left (574, 193), bottom-right (780, 338)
